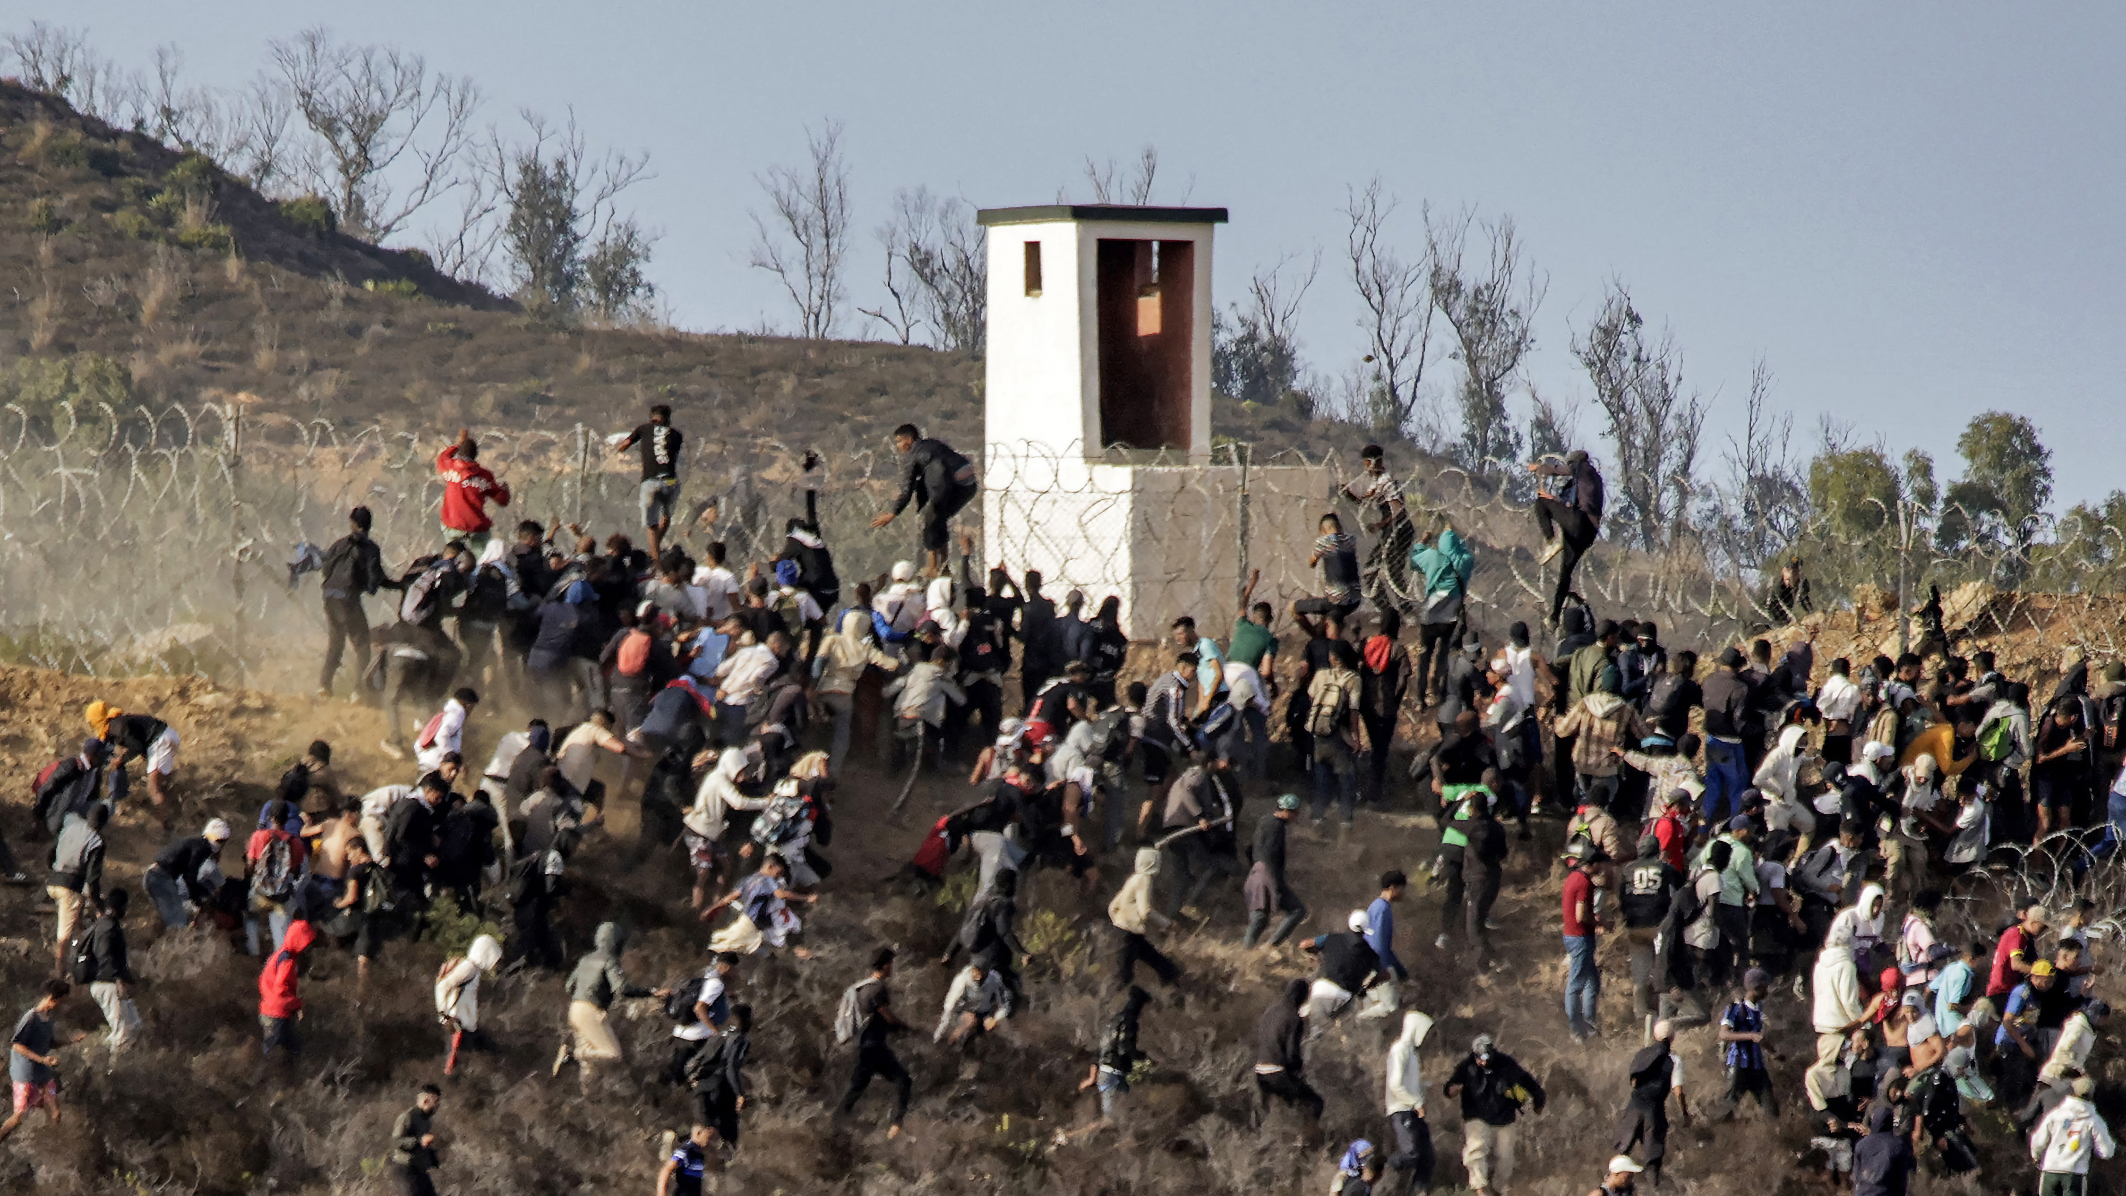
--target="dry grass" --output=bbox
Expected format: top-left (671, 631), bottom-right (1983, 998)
top-left (252, 319), bottom-right (280, 373)
top-left (26, 287), bottom-right (56, 350)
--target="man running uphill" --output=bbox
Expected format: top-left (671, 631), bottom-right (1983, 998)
top-left (1527, 448), bottom-right (1604, 629)
top-left (871, 424), bottom-right (978, 577)
top-left (436, 427), bottom-right (511, 553)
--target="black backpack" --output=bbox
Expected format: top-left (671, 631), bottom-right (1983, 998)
top-left (665, 974), bottom-right (707, 1023)
top-left (65, 922), bottom-right (98, 985)
top-left (1646, 672), bottom-right (1688, 721)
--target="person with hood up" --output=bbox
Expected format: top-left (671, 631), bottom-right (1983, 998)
top-left (1384, 1009), bottom-right (1436, 1196)
top-left (1253, 978), bottom-right (1322, 1122)
top-left (1108, 847), bottom-right (1180, 993)
top-left (814, 609), bottom-right (899, 776)
top-left (1408, 518), bottom-right (1474, 705)
top-left (2030, 1074), bottom-right (2115, 1191)
top-left (1615, 1019), bottom-right (1690, 1187)
top-left (1809, 914), bottom-right (1876, 1102)
top-left (435, 934), bottom-right (504, 1076)
top-left (934, 953), bottom-right (1011, 1047)
top-left (1827, 882), bottom-right (1888, 966)
top-left (1553, 672), bottom-right (1649, 814)
top-left (258, 919), bottom-right (318, 1074)
top-left (1753, 722), bottom-right (1818, 840)
top-left (1443, 1033), bottom-right (1546, 1196)
top-left (554, 922), bottom-right (668, 1082)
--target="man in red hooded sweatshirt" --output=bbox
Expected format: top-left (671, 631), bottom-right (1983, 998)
top-left (436, 428), bottom-right (511, 552)
top-left (259, 919), bottom-right (316, 1076)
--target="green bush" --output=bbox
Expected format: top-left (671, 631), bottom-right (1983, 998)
top-left (4, 353), bottom-right (130, 441)
top-left (83, 140), bottom-right (127, 177)
top-left (45, 136), bottom-right (88, 169)
top-left (146, 189), bottom-right (186, 226)
top-left (118, 177), bottom-right (160, 207)
top-left (277, 195), bottom-right (335, 237)
top-left (26, 197), bottom-right (62, 234)
top-left (416, 892), bottom-right (504, 960)
top-left (177, 223), bottom-right (235, 253)
top-left (400, 246), bottom-right (433, 271)
top-left (362, 278), bottom-right (419, 297)
top-left (165, 152), bottom-right (218, 198)
top-left (108, 207), bottom-right (158, 240)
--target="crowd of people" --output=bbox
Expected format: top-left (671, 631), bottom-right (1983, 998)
top-left (11, 414), bottom-right (2125, 1196)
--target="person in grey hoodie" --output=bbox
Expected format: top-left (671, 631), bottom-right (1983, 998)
top-left (553, 922), bottom-right (669, 1082)
top-left (48, 802), bottom-right (108, 979)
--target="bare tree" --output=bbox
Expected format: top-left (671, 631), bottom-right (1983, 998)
top-left (750, 120), bottom-right (852, 339)
top-left (269, 26), bottom-right (480, 243)
top-left (1084, 145), bottom-right (1159, 203)
top-left (1705, 357), bottom-right (1806, 571)
top-left (1342, 178), bottom-right (1436, 436)
top-left (489, 109), bottom-right (651, 316)
top-left (1573, 282), bottom-right (1706, 550)
top-left (3, 22), bottom-right (139, 126)
top-left (135, 47), bottom-right (293, 191)
top-left (859, 213), bottom-right (923, 345)
top-left (1428, 209), bottom-right (1545, 479)
top-left (1214, 251), bottom-right (1318, 407)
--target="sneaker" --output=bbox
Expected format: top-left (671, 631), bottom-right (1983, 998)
top-left (1435, 934), bottom-right (1450, 949)
top-left (1538, 536), bottom-right (1564, 565)
top-left (551, 1042), bottom-right (572, 1077)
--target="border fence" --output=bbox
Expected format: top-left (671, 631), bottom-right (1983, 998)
top-left (3, 398), bottom-right (2123, 691)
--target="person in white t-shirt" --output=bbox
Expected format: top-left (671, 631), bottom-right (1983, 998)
top-left (692, 543), bottom-right (744, 625)
top-left (556, 711), bottom-right (647, 797)
top-left (667, 952), bottom-right (740, 1084)
top-left (414, 689), bottom-right (479, 773)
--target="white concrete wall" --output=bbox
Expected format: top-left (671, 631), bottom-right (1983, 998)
top-left (983, 221), bottom-right (1093, 454)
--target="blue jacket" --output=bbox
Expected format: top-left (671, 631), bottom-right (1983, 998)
top-left (1409, 529), bottom-right (1474, 599)
top-left (1366, 896), bottom-right (1406, 981)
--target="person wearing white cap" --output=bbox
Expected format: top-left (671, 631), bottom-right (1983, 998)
top-left (1587, 1155), bottom-right (1644, 1196)
top-left (143, 819), bottom-right (231, 929)
top-left (1297, 912), bottom-right (1383, 1042)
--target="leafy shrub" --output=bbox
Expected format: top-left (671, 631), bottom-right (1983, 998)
top-left (165, 152), bottom-right (218, 198)
top-left (3, 353), bottom-right (130, 441)
top-left (417, 892), bottom-right (504, 960)
top-left (177, 223), bottom-right (235, 253)
top-left (400, 246), bottom-right (433, 271)
top-left (278, 195), bottom-right (336, 237)
top-left (362, 278), bottom-right (420, 297)
top-left (146, 189), bottom-right (187, 226)
top-left (83, 139), bottom-right (128, 176)
top-left (26, 197), bottom-right (62, 234)
top-left (108, 207), bottom-right (158, 240)
top-left (118, 176), bottom-right (160, 206)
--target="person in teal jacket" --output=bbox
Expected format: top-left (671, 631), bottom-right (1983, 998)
top-left (1409, 522), bottom-right (1476, 705)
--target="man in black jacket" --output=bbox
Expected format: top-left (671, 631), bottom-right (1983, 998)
top-left (1299, 913), bottom-right (1383, 1042)
top-left (143, 819), bottom-right (231, 929)
top-left (1528, 449), bottom-right (1605, 628)
top-left (320, 506), bottom-right (396, 697)
top-left (1699, 648), bottom-right (1753, 827)
top-left (871, 424), bottom-right (978, 577)
top-left (387, 1084), bottom-right (443, 1196)
top-left (85, 887), bottom-right (141, 1051)
top-left (383, 774), bottom-right (448, 904)
top-left (1443, 1033), bottom-right (1546, 1196)
top-left (1253, 978), bottom-right (1322, 1123)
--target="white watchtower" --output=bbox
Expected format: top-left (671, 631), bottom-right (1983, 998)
top-left (977, 205), bottom-right (1327, 632)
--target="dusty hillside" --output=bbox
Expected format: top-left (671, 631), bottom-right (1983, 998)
top-left (0, 659), bottom-right (2106, 1195)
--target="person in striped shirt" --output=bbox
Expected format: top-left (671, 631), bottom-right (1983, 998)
top-left (1719, 969), bottom-right (1777, 1115)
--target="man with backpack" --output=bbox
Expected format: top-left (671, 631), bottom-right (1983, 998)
top-left (244, 800), bottom-right (307, 956)
top-left (1308, 640), bottom-right (1365, 827)
top-left (47, 800), bottom-right (107, 980)
top-left (667, 951), bottom-right (740, 1087)
top-left (871, 423), bottom-right (979, 577)
top-left (689, 1003), bottom-right (753, 1148)
top-left (836, 947), bottom-right (914, 1139)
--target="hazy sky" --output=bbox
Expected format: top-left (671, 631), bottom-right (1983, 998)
top-left (42, 2), bottom-right (2126, 507)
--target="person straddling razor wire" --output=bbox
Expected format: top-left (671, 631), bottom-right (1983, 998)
top-left (1344, 443), bottom-right (1415, 609)
top-left (1527, 448), bottom-right (1604, 629)
top-left (613, 403), bottom-right (684, 561)
top-left (436, 427), bottom-right (511, 555)
top-left (871, 423), bottom-right (979, 578)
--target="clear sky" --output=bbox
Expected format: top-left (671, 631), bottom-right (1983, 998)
top-left (41, 2), bottom-right (2126, 508)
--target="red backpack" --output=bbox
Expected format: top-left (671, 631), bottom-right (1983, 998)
top-left (616, 629), bottom-right (653, 678)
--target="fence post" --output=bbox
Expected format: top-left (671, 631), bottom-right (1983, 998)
top-left (1897, 501), bottom-right (1910, 658)
top-left (574, 422), bottom-right (587, 528)
top-left (1234, 441), bottom-right (1251, 605)
top-left (229, 406), bottom-right (246, 680)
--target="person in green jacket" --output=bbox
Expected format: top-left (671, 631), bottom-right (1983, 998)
top-left (553, 922), bottom-right (671, 1083)
top-left (1408, 519), bottom-right (1475, 705)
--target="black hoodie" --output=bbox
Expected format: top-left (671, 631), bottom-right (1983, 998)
top-left (1254, 979), bottom-right (1309, 1072)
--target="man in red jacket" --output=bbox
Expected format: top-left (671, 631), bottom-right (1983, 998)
top-left (436, 428), bottom-right (511, 551)
top-left (259, 919), bottom-right (317, 1076)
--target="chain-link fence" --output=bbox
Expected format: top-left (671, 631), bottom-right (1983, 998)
top-left (4, 397), bottom-right (2124, 693)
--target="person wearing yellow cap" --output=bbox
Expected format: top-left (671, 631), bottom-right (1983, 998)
top-left (1997, 958), bottom-right (2067, 1111)
top-left (86, 700), bottom-right (179, 809)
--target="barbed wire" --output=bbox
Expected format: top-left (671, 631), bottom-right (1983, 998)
top-left (3, 399), bottom-right (2124, 689)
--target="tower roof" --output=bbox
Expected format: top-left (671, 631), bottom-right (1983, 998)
top-left (976, 204), bottom-right (1228, 227)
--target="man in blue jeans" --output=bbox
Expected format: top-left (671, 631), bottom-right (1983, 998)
top-left (1562, 837), bottom-right (1602, 1041)
top-left (1699, 647), bottom-right (1753, 826)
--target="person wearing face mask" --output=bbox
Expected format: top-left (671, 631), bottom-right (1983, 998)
top-left (1443, 1033), bottom-right (1545, 1196)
